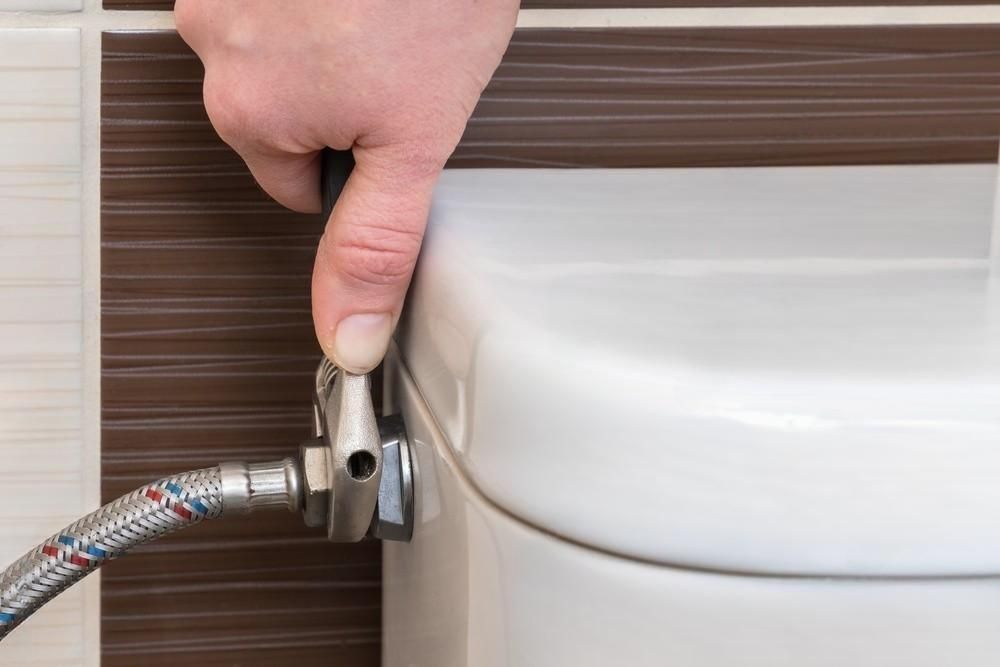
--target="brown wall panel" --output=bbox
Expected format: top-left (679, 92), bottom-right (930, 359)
top-left (456, 26), bottom-right (1000, 167)
top-left (101, 31), bottom-right (380, 666)
top-left (104, 27), bottom-right (1000, 172)
top-left (103, 23), bottom-right (1000, 662)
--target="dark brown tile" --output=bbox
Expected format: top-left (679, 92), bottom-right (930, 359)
top-left (456, 26), bottom-right (1000, 167)
top-left (102, 23), bottom-right (1000, 662)
top-left (101, 31), bottom-right (380, 666)
top-left (105, 0), bottom-right (168, 7)
top-left (104, 27), bottom-right (1000, 172)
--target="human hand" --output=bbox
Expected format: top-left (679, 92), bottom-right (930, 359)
top-left (175, 0), bottom-right (518, 373)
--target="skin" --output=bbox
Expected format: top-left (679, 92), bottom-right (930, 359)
top-left (175, 0), bottom-right (519, 373)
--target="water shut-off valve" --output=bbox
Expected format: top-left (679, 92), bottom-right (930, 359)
top-left (299, 358), bottom-right (414, 542)
top-left (223, 358), bottom-right (414, 543)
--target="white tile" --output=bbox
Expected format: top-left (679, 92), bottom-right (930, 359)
top-left (0, 28), bottom-right (85, 666)
top-left (0, 0), bottom-right (81, 11)
top-left (0, 590), bottom-right (84, 666)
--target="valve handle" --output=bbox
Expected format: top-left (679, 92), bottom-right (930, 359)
top-left (321, 148), bottom-right (355, 218)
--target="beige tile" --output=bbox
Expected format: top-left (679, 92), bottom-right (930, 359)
top-left (0, 28), bottom-right (85, 667)
top-left (0, 0), bottom-right (80, 11)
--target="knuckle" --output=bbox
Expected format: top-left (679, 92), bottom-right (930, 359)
top-left (173, 0), bottom-right (201, 40)
top-left (399, 142), bottom-right (448, 173)
top-left (202, 78), bottom-right (253, 147)
top-left (380, 140), bottom-right (450, 184)
top-left (326, 225), bottom-right (422, 288)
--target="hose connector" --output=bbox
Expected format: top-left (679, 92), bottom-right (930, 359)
top-left (219, 458), bottom-right (302, 515)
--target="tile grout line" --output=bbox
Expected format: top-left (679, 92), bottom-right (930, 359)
top-left (5, 5), bottom-right (1000, 28)
top-left (514, 5), bottom-right (1000, 26)
top-left (79, 4), bottom-right (101, 667)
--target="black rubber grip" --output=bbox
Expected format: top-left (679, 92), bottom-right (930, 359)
top-left (321, 148), bottom-right (356, 219)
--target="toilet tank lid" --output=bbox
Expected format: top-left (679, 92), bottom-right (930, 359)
top-left (396, 166), bottom-right (1000, 577)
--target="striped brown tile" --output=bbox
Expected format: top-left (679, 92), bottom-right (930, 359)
top-left (101, 31), bottom-right (380, 667)
top-left (103, 23), bottom-right (1000, 663)
top-left (456, 26), bottom-right (1000, 167)
top-left (105, 27), bottom-right (1000, 171)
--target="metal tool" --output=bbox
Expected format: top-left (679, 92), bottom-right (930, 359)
top-left (304, 148), bottom-right (414, 543)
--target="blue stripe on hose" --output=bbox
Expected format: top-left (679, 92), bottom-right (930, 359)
top-left (86, 545), bottom-right (107, 558)
top-left (165, 482), bottom-right (183, 496)
top-left (0, 613), bottom-right (15, 623)
top-left (190, 499), bottom-right (209, 515)
top-left (57, 536), bottom-right (76, 547)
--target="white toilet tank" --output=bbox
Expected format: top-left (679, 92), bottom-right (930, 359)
top-left (382, 165), bottom-right (1000, 667)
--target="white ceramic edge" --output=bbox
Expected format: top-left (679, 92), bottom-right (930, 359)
top-left (384, 352), bottom-right (1000, 667)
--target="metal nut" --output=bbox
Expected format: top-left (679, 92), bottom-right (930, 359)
top-left (300, 441), bottom-right (330, 528)
top-left (368, 414), bottom-right (413, 542)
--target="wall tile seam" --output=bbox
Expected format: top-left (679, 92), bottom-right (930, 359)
top-left (13, 6), bottom-right (1000, 28)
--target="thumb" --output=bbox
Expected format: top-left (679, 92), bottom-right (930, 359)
top-left (311, 144), bottom-right (441, 374)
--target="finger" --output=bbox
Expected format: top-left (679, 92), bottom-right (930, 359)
top-left (200, 70), bottom-right (325, 214)
top-left (311, 144), bottom-right (441, 374)
top-left (175, 0), bottom-right (228, 56)
top-left (173, 0), bottom-right (205, 51)
top-left (240, 148), bottom-right (323, 214)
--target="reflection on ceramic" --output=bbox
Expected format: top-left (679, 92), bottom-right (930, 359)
top-left (385, 358), bottom-right (1000, 667)
top-left (397, 165), bottom-right (1000, 576)
top-left (0, 29), bottom-right (86, 665)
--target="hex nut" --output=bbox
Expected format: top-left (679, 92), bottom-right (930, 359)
top-left (300, 441), bottom-right (331, 528)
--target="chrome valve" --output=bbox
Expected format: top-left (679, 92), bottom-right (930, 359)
top-left (299, 358), bottom-right (414, 543)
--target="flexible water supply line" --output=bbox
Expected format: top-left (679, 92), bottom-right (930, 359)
top-left (0, 353), bottom-right (415, 643)
top-left (0, 458), bottom-right (300, 640)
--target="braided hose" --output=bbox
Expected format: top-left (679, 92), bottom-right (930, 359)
top-left (0, 459), bottom-right (300, 641)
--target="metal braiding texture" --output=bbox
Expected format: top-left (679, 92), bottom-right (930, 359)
top-left (0, 466), bottom-right (224, 639)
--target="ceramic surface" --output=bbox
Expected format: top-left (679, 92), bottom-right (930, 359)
top-left (385, 357), bottom-right (1000, 667)
top-left (398, 165), bottom-right (1000, 576)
